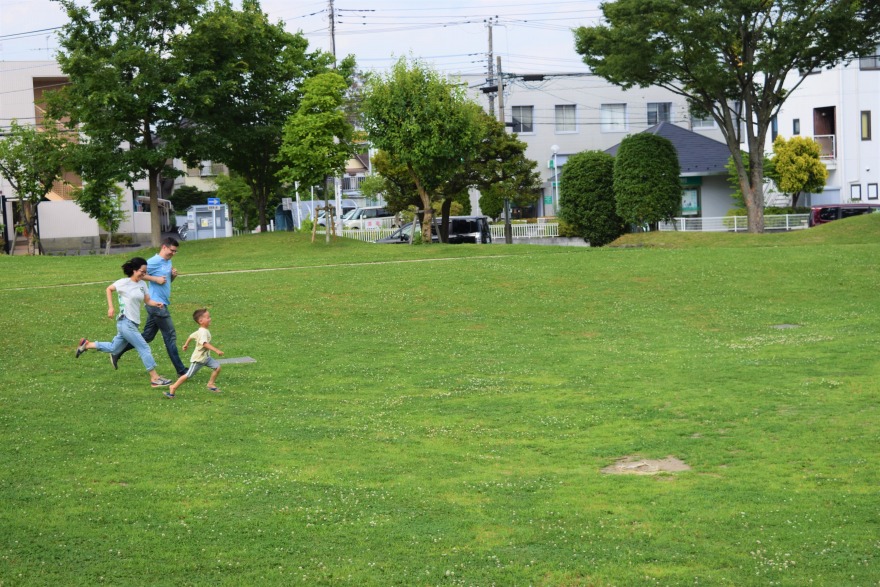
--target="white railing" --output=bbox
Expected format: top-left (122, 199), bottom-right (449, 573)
top-left (339, 227), bottom-right (398, 242)
top-left (814, 135), bottom-right (836, 160)
top-left (659, 214), bottom-right (809, 232)
top-left (489, 223), bottom-right (559, 239)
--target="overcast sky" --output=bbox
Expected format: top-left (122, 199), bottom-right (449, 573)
top-left (0, 0), bottom-right (603, 77)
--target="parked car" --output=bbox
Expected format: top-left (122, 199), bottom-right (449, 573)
top-left (374, 216), bottom-right (492, 244)
top-left (808, 203), bottom-right (880, 227)
top-left (316, 201), bottom-right (359, 227)
top-left (343, 206), bottom-right (397, 230)
top-left (446, 216), bottom-right (492, 244)
top-left (375, 221), bottom-right (437, 244)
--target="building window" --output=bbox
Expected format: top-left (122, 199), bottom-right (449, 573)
top-left (691, 111), bottom-right (715, 129)
top-left (601, 103), bottom-right (627, 132)
top-left (511, 106), bottom-right (534, 134)
top-left (555, 105), bottom-right (577, 133)
top-left (861, 111), bottom-right (872, 141)
top-left (647, 102), bottom-right (671, 125)
top-left (859, 44), bottom-right (880, 70)
top-left (793, 119), bottom-right (800, 135)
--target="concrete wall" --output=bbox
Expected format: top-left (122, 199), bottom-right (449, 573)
top-left (37, 200), bottom-right (99, 252)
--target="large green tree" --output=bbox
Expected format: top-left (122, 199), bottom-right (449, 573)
top-left (173, 0), bottom-right (346, 231)
top-left (0, 120), bottom-right (69, 255)
top-left (361, 57), bottom-right (482, 241)
top-left (559, 150), bottom-right (625, 247)
top-left (52, 0), bottom-right (206, 247)
top-left (574, 0), bottom-right (880, 233)
top-left (613, 133), bottom-right (681, 230)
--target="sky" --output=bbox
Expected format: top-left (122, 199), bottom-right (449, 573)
top-left (0, 0), bottom-right (604, 77)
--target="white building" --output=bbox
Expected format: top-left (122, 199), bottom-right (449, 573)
top-left (772, 45), bottom-right (880, 204)
top-left (458, 72), bottom-right (729, 217)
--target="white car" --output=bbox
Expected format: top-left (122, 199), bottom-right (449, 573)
top-left (343, 206), bottom-right (397, 230)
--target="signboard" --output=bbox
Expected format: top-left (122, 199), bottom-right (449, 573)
top-left (681, 188), bottom-right (700, 216)
top-left (207, 197), bottom-right (221, 205)
top-left (544, 195), bottom-right (553, 205)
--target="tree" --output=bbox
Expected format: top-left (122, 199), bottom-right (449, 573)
top-left (559, 150), bottom-right (625, 247)
top-left (472, 113), bottom-right (542, 221)
top-left (277, 71), bottom-right (355, 238)
top-left (53, 0), bottom-right (207, 247)
top-left (574, 1), bottom-right (880, 232)
top-left (173, 0), bottom-right (344, 232)
top-left (367, 150), bottom-right (420, 212)
top-left (613, 133), bottom-right (681, 230)
top-left (770, 135), bottom-right (827, 208)
top-left (211, 174), bottom-right (255, 232)
top-left (361, 57), bottom-right (482, 242)
top-left (78, 184), bottom-right (128, 255)
top-left (724, 151), bottom-right (774, 211)
top-left (0, 120), bottom-right (69, 255)
top-left (168, 185), bottom-right (213, 213)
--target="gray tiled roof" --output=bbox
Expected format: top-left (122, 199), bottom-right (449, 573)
top-left (605, 122), bottom-right (731, 176)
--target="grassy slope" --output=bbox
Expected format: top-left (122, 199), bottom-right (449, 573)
top-left (1, 217), bottom-right (879, 586)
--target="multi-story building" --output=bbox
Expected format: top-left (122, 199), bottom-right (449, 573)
top-left (772, 44), bottom-right (880, 205)
top-left (459, 72), bottom-right (730, 217)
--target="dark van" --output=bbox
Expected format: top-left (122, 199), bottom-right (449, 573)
top-left (808, 203), bottom-right (880, 227)
top-left (375, 216), bottom-right (492, 244)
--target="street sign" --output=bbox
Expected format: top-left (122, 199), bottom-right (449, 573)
top-left (207, 197), bottom-right (220, 205)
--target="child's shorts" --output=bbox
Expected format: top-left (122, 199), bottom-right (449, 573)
top-left (182, 357), bottom-right (221, 379)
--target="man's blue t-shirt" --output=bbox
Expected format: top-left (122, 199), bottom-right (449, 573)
top-left (147, 254), bottom-right (173, 306)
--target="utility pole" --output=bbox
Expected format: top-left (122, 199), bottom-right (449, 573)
top-left (497, 56), bottom-right (512, 245)
top-left (485, 17), bottom-right (496, 116)
top-left (329, 0), bottom-right (336, 63)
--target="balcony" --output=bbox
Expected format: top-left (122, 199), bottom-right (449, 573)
top-left (814, 134), bottom-right (836, 160)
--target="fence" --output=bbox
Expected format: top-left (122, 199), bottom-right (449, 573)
top-left (489, 223), bottom-right (560, 239)
top-left (659, 214), bottom-right (809, 232)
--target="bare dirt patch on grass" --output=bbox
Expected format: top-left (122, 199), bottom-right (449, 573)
top-left (601, 456), bottom-right (691, 475)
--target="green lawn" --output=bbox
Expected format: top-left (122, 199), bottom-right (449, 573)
top-left (1, 218), bottom-right (879, 586)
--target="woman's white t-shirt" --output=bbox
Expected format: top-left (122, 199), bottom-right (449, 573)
top-left (114, 278), bottom-right (149, 324)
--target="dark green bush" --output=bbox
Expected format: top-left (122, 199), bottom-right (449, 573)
top-left (558, 150), bottom-right (625, 247)
top-left (613, 134), bottom-right (681, 229)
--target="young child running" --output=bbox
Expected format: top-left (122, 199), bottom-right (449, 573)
top-left (165, 308), bottom-right (224, 399)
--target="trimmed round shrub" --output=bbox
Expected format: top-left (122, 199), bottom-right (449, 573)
top-left (613, 133), bottom-right (681, 229)
top-left (558, 150), bottom-right (625, 246)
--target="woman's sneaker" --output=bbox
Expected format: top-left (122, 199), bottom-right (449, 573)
top-left (151, 377), bottom-right (173, 388)
top-left (75, 338), bottom-right (88, 358)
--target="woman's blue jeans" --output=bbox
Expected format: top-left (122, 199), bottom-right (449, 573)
top-left (95, 316), bottom-right (157, 372)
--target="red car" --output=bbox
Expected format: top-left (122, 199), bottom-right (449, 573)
top-left (808, 203), bottom-right (880, 227)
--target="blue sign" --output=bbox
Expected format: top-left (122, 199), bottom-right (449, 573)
top-left (207, 197), bottom-right (221, 205)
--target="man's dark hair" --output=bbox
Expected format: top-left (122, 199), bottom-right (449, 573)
top-left (162, 236), bottom-right (179, 248)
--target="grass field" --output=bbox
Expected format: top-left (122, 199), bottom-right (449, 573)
top-left (1, 217), bottom-right (879, 586)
